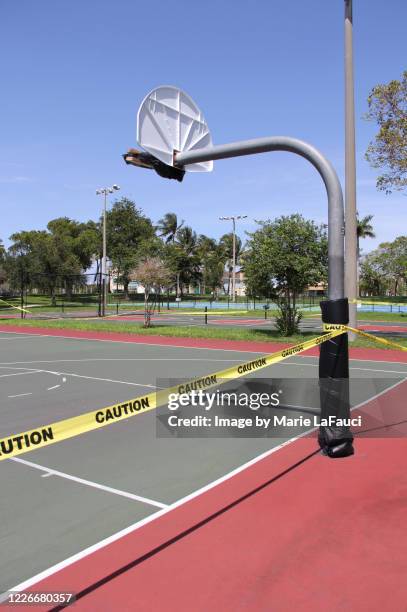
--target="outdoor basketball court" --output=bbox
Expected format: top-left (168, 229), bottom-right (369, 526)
top-left (3, 307), bottom-right (406, 339)
top-left (0, 327), bottom-right (406, 608)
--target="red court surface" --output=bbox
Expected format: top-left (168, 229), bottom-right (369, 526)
top-left (106, 315), bottom-right (171, 322)
top-left (359, 324), bottom-right (407, 333)
top-left (211, 318), bottom-right (269, 325)
top-left (5, 379), bottom-right (406, 612)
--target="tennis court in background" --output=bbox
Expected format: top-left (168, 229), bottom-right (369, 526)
top-left (1, 305), bottom-right (407, 340)
top-left (0, 326), bottom-right (406, 610)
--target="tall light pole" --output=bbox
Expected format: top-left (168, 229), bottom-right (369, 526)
top-left (96, 184), bottom-right (120, 315)
top-left (219, 215), bottom-right (247, 302)
top-left (344, 0), bottom-right (358, 337)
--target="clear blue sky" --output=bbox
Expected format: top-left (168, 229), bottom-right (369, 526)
top-left (1, 0), bottom-right (406, 255)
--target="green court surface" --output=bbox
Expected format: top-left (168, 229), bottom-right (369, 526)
top-left (0, 329), bottom-right (406, 595)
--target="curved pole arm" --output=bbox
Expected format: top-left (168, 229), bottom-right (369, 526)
top-left (175, 136), bottom-right (344, 300)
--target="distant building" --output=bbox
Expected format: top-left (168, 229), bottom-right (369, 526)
top-left (306, 282), bottom-right (326, 296)
top-left (221, 270), bottom-right (246, 297)
top-left (110, 267), bottom-right (326, 298)
top-left (109, 273), bottom-right (145, 294)
top-left (220, 271), bottom-right (326, 298)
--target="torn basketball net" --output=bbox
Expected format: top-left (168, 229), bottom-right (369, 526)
top-left (123, 149), bottom-right (185, 182)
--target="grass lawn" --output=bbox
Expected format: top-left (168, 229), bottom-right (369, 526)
top-left (6, 307), bottom-right (405, 321)
top-left (2, 293), bottom-right (405, 317)
top-left (302, 311), bottom-right (407, 323)
top-left (0, 317), bottom-right (405, 351)
top-left (355, 312), bottom-right (406, 322)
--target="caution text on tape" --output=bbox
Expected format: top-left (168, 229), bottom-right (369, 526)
top-left (0, 328), bottom-right (345, 461)
top-left (1, 324), bottom-right (405, 461)
top-left (323, 323), bottom-right (407, 351)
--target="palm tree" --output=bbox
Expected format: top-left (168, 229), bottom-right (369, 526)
top-left (0, 239), bottom-right (6, 286)
top-left (357, 214), bottom-right (375, 295)
top-left (156, 212), bottom-right (184, 243)
top-left (357, 214), bottom-right (375, 258)
top-left (197, 235), bottom-right (220, 295)
top-left (167, 226), bottom-right (200, 295)
top-left (197, 234), bottom-right (217, 254)
top-left (175, 226), bottom-right (197, 255)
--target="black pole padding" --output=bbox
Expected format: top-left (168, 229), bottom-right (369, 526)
top-left (318, 297), bottom-right (354, 458)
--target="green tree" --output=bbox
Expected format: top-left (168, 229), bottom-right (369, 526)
top-left (378, 236), bottom-right (407, 296)
top-left (356, 214), bottom-right (375, 294)
top-left (47, 218), bottom-right (98, 269)
top-left (156, 212), bottom-right (184, 243)
top-left (244, 214), bottom-right (327, 335)
top-left (359, 253), bottom-right (387, 296)
top-left (169, 226), bottom-right (201, 295)
top-left (197, 235), bottom-right (225, 295)
top-left (0, 239), bottom-right (6, 288)
top-left (7, 219), bottom-right (101, 302)
top-left (365, 71), bottom-right (407, 193)
top-left (46, 218), bottom-right (100, 297)
top-left (8, 230), bottom-right (71, 303)
top-left (175, 226), bottom-right (197, 254)
top-left (106, 198), bottom-right (155, 297)
top-left (359, 236), bottom-right (407, 296)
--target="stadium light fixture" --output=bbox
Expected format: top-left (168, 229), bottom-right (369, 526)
top-left (219, 215), bottom-right (248, 302)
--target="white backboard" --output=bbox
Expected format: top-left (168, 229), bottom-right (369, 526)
top-left (137, 86), bottom-right (213, 172)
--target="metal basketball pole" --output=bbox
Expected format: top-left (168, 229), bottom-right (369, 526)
top-left (344, 0), bottom-right (358, 339)
top-left (175, 136), bottom-right (354, 457)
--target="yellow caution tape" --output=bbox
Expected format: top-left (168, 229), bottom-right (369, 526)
top-left (0, 328), bottom-right (345, 461)
top-left (362, 301), bottom-right (404, 307)
top-left (322, 323), bottom-right (407, 352)
top-left (165, 310), bottom-right (251, 316)
top-left (348, 299), bottom-right (405, 307)
top-left (111, 310), bottom-right (252, 316)
top-left (0, 297), bottom-right (32, 316)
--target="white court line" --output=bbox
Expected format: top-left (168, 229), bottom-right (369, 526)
top-left (0, 357), bottom-right (405, 373)
top-left (0, 370), bottom-right (42, 378)
top-left (0, 336), bottom-right (43, 340)
top-left (0, 329), bottom-right (406, 365)
top-left (7, 393), bottom-right (33, 398)
top-left (11, 457), bottom-right (167, 509)
top-left (280, 361), bottom-right (407, 374)
top-left (49, 371), bottom-right (159, 388)
top-left (0, 358), bottom-right (243, 364)
top-left (3, 377), bottom-right (405, 600)
top-left (0, 330), bottom-right (269, 354)
top-left (0, 366), bottom-right (159, 389)
top-left (47, 385), bottom-right (60, 391)
top-left (349, 366), bottom-right (407, 374)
